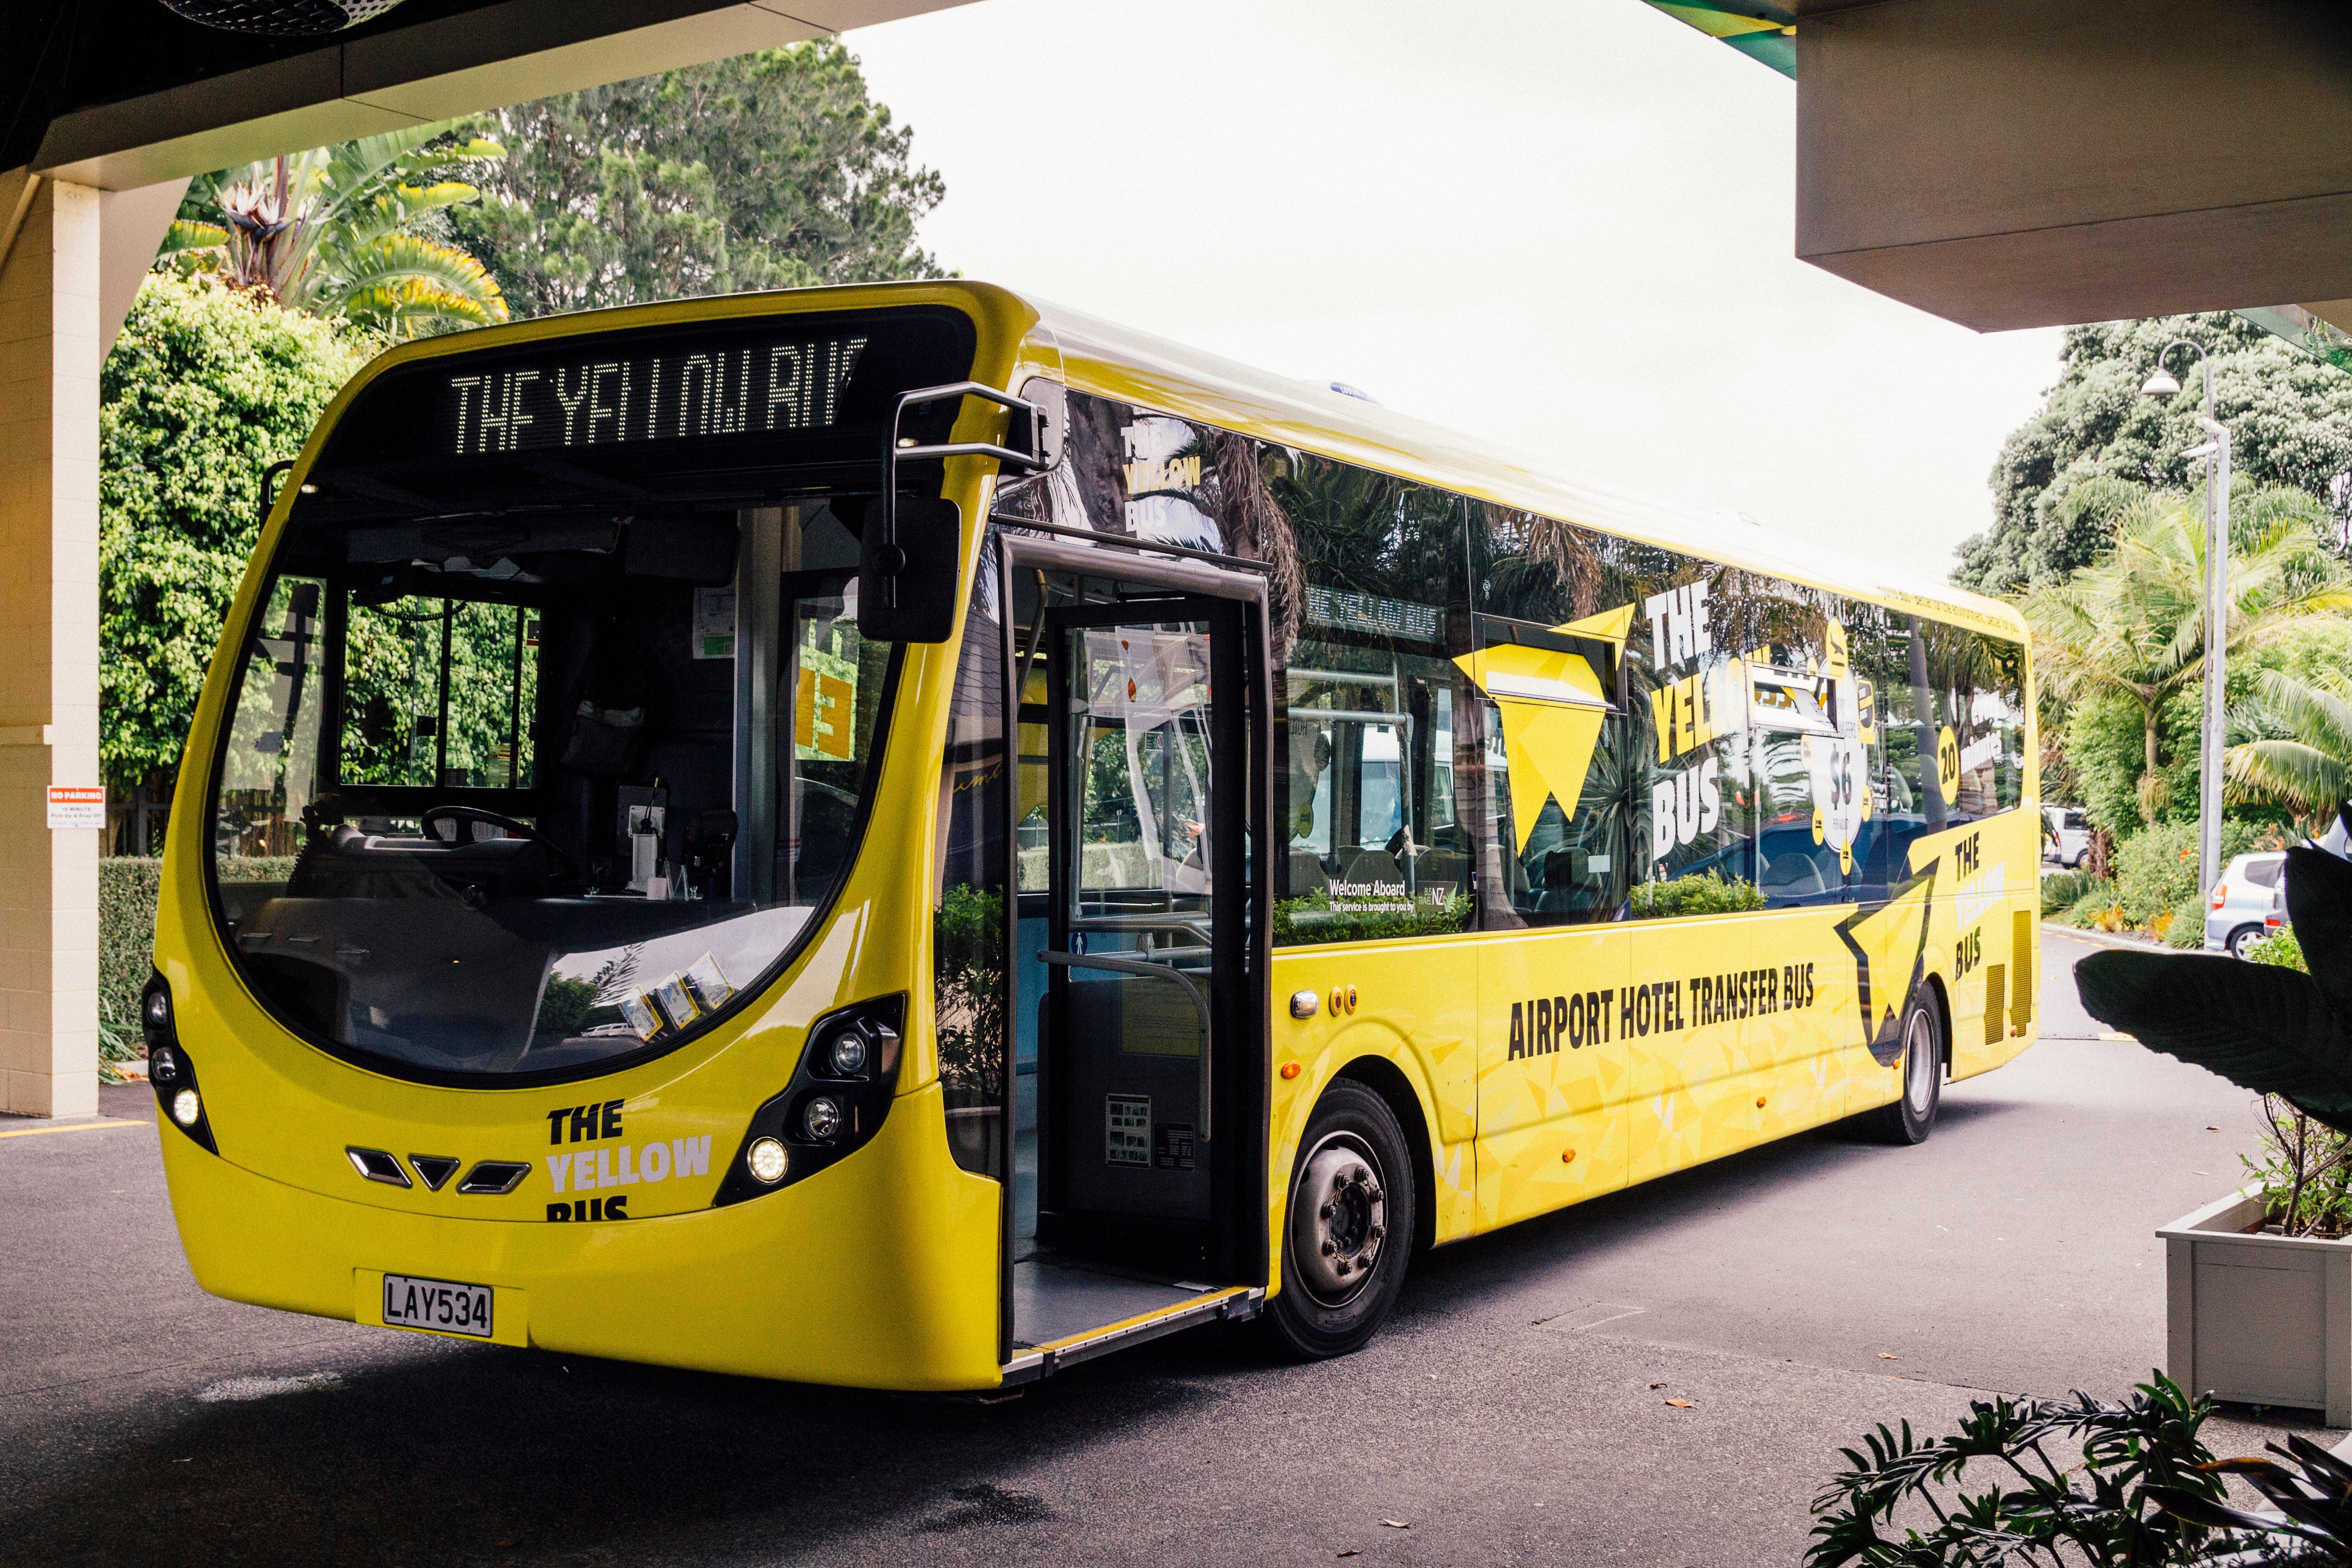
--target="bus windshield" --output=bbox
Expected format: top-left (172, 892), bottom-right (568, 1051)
top-left (205, 307), bottom-right (973, 1083)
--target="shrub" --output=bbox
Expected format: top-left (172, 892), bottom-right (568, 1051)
top-left (100, 853), bottom-right (293, 1058)
top-left (2111, 818), bottom-right (2261, 929)
top-left (1273, 889), bottom-right (1471, 945)
top-left (1627, 871), bottom-right (1765, 920)
top-left (2248, 929), bottom-right (2306, 971)
top-left (2060, 886), bottom-right (2121, 928)
top-left (2041, 867), bottom-right (2104, 916)
top-left (98, 858), bottom-right (163, 1049)
top-left (2162, 891), bottom-right (2206, 948)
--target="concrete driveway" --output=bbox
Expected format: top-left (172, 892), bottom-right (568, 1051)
top-left (0, 927), bottom-right (2319, 1566)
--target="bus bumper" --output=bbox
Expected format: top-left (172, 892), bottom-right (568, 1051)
top-left (156, 1082), bottom-right (1006, 1391)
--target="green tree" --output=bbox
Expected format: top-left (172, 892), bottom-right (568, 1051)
top-left (452, 40), bottom-right (946, 318)
top-left (2226, 664), bottom-right (2352, 822)
top-left (101, 274), bottom-right (370, 792)
top-left (1957, 314), bottom-right (2352, 593)
top-left (162, 123), bottom-right (509, 338)
top-left (2023, 480), bottom-right (2352, 834)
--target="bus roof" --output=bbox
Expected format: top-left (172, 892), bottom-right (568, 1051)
top-left (304, 279), bottom-right (2024, 642)
top-left (1024, 290), bottom-right (2024, 641)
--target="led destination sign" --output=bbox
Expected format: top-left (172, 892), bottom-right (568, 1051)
top-left (443, 334), bottom-right (870, 456)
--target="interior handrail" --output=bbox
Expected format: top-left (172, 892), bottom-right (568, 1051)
top-left (1037, 949), bottom-right (1210, 1141)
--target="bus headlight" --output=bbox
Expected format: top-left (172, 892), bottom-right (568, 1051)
top-left (712, 995), bottom-right (907, 1208)
top-left (801, 1096), bottom-right (843, 1142)
top-left (828, 1029), bottom-right (869, 1076)
top-left (142, 971), bottom-right (218, 1155)
top-left (745, 1137), bottom-right (789, 1185)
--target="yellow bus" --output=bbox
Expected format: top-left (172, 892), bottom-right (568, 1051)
top-left (147, 281), bottom-right (2038, 1387)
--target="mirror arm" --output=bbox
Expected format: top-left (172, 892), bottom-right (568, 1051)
top-left (876, 382), bottom-right (1050, 615)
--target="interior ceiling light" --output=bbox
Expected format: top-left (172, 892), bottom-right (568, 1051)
top-left (156, 0), bottom-right (409, 36)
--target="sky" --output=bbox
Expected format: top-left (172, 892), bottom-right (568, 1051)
top-left (846, 0), bottom-right (2068, 587)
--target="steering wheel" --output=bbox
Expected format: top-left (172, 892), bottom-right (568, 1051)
top-left (419, 805), bottom-right (580, 887)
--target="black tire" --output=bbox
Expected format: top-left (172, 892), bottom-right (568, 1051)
top-left (2227, 924), bottom-right (2264, 960)
top-left (1857, 990), bottom-right (1943, 1145)
top-left (1266, 1080), bottom-right (1416, 1359)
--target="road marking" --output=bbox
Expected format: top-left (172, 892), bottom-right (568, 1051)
top-left (2099, 1031), bottom-right (2136, 1041)
top-left (0, 1117), bottom-right (146, 1141)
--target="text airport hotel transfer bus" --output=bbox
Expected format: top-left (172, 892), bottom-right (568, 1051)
top-left (148, 281), bottom-right (2038, 1384)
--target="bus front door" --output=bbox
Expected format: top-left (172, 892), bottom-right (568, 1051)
top-left (1005, 566), bottom-right (1267, 1371)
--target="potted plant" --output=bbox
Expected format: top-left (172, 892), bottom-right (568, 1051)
top-left (2080, 812), bottom-right (2352, 1427)
top-left (2158, 1088), bottom-right (2352, 1427)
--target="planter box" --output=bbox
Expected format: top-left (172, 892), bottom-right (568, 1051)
top-left (2160, 1187), bottom-right (2352, 1426)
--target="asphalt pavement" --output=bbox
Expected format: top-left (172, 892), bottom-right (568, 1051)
top-left (0, 926), bottom-right (2323, 1567)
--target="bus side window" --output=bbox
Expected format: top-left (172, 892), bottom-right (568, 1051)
top-left (1272, 461), bottom-right (1472, 946)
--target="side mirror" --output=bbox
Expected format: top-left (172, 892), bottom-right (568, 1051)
top-left (858, 495), bottom-right (960, 644)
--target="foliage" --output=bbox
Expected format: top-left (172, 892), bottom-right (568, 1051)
top-left (1803, 1373), bottom-right (2244, 1567)
top-left (934, 881), bottom-right (1006, 1099)
top-left (2243, 1092), bottom-right (2352, 1240)
top-left (1272, 889), bottom-right (1471, 946)
top-left (2111, 818), bottom-right (2262, 930)
top-left (2250, 929), bottom-right (2308, 972)
top-left (2229, 664), bottom-right (2352, 820)
top-left (100, 275), bottom-right (369, 791)
top-left (2078, 845), bottom-right (2352, 1134)
top-left (453, 42), bottom-right (945, 318)
top-left (1627, 871), bottom-right (1766, 920)
top-left (2161, 892), bottom-right (2206, 949)
top-left (1957, 313), bottom-right (2352, 594)
top-left (2146, 1430), bottom-right (2352, 1562)
top-left (2041, 867), bottom-right (2105, 917)
top-left (100, 856), bottom-right (294, 1045)
top-left (2023, 481), bottom-right (2352, 833)
top-left (2058, 887), bottom-right (2126, 932)
top-left (167, 123), bottom-right (508, 337)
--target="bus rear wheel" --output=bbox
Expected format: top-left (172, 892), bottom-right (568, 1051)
top-left (1268, 1080), bottom-right (1416, 1359)
top-left (1858, 991), bottom-right (1943, 1145)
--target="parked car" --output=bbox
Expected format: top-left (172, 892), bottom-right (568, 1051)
top-left (2043, 806), bottom-right (2091, 867)
top-left (2205, 851), bottom-right (2286, 958)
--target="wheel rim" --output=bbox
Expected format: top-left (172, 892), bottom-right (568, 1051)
top-left (1290, 1131), bottom-right (1388, 1308)
top-left (1903, 1007), bottom-right (1937, 1114)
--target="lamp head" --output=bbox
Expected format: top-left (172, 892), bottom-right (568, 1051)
top-left (2140, 368), bottom-right (2182, 398)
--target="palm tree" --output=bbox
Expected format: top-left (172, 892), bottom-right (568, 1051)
top-left (159, 123), bottom-right (509, 338)
top-left (2228, 666), bottom-right (2352, 819)
top-left (2020, 481), bottom-right (2352, 820)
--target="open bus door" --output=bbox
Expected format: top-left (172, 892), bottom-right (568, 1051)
top-left (996, 537), bottom-right (1270, 1380)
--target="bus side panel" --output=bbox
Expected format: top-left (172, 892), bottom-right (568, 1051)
top-left (1619, 918), bottom-right (1763, 1185)
top-left (1473, 926), bottom-right (1627, 1233)
top-left (1744, 909), bottom-right (1847, 1141)
top-left (1953, 807), bottom-right (2043, 1080)
top-left (1268, 940), bottom-right (1480, 1270)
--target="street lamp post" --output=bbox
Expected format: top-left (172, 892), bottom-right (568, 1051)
top-left (2140, 339), bottom-right (2233, 897)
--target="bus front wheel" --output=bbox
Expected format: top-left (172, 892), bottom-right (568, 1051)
top-left (1859, 991), bottom-right (1944, 1145)
top-left (1268, 1080), bottom-right (1416, 1359)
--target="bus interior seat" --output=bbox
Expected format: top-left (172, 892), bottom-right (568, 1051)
top-left (1761, 851), bottom-right (1831, 899)
top-left (1286, 849), bottom-right (1329, 893)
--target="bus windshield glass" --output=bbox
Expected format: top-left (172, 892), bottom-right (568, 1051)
top-left (206, 307), bottom-right (973, 1083)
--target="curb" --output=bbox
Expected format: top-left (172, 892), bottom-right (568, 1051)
top-left (2038, 921), bottom-right (2173, 953)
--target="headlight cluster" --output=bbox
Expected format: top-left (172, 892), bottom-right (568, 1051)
top-left (713, 996), bottom-right (906, 1207)
top-left (142, 972), bottom-right (218, 1154)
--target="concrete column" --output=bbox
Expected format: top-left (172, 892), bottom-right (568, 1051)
top-left (0, 172), bottom-right (101, 1119)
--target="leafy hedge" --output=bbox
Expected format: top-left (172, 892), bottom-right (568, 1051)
top-left (2111, 818), bottom-right (2262, 930)
top-left (1273, 889), bottom-right (1470, 946)
top-left (100, 855), bottom-right (294, 1054)
top-left (1628, 871), bottom-right (1765, 920)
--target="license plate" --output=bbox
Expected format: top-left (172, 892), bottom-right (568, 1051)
top-left (382, 1273), bottom-right (494, 1338)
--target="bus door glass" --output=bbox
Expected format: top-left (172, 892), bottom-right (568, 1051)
top-left (1017, 581), bottom-right (1255, 1343)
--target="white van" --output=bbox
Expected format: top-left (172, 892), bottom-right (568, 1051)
top-left (2044, 807), bottom-right (2091, 868)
